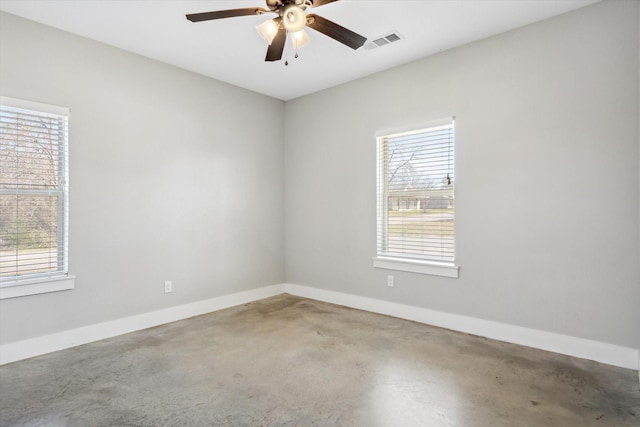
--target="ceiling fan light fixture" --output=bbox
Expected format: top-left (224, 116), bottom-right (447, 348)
top-left (291, 29), bottom-right (311, 50)
top-left (256, 17), bottom-right (281, 45)
top-left (282, 5), bottom-right (306, 33)
top-left (187, 1), bottom-right (368, 63)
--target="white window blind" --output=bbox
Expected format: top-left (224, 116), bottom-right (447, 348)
top-left (0, 97), bottom-right (70, 283)
top-left (376, 118), bottom-right (455, 264)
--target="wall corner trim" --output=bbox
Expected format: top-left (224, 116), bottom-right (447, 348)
top-left (283, 283), bottom-right (640, 371)
top-left (0, 284), bottom-right (286, 365)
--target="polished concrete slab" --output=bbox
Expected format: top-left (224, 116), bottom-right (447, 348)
top-left (0, 294), bottom-right (638, 426)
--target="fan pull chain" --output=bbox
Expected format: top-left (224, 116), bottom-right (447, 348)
top-left (286, 52), bottom-right (299, 65)
top-left (284, 37), bottom-right (301, 66)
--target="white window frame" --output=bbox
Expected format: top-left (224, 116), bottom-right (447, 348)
top-left (0, 96), bottom-right (74, 299)
top-left (373, 118), bottom-right (459, 278)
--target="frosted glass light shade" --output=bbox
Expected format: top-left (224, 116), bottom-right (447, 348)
top-left (291, 29), bottom-right (311, 50)
top-left (256, 18), bottom-right (280, 45)
top-left (282, 5), bottom-right (306, 32)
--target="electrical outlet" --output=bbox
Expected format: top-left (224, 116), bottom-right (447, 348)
top-left (387, 275), bottom-right (394, 287)
top-left (164, 280), bottom-right (172, 293)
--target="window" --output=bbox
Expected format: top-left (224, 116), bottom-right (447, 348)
top-left (0, 96), bottom-right (73, 299)
top-left (374, 118), bottom-right (459, 278)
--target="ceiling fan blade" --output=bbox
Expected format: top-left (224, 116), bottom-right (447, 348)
top-left (306, 14), bottom-right (366, 50)
top-left (265, 28), bottom-right (287, 62)
top-left (186, 8), bottom-right (267, 22)
top-left (308, 0), bottom-right (340, 7)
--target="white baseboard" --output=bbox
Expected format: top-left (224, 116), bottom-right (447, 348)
top-left (284, 283), bottom-right (640, 371)
top-left (2, 282), bottom-right (638, 373)
top-left (0, 284), bottom-right (285, 365)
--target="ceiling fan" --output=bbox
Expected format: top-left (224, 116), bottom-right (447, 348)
top-left (186, 0), bottom-right (367, 63)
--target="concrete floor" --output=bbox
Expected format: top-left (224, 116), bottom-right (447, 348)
top-left (0, 295), bottom-right (639, 426)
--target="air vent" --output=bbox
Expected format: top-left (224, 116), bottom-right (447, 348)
top-left (385, 33), bottom-right (401, 43)
top-left (373, 38), bottom-right (390, 47)
top-left (364, 32), bottom-right (403, 50)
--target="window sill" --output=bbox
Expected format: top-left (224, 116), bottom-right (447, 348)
top-left (373, 257), bottom-right (459, 278)
top-left (0, 275), bottom-right (75, 300)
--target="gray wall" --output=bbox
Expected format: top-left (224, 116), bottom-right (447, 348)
top-left (0, 12), bottom-right (285, 344)
top-left (2, 1), bottom-right (639, 352)
top-left (285, 0), bottom-right (640, 349)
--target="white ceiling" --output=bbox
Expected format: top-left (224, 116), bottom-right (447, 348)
top-left (0, 0), bottom-right (598, 100)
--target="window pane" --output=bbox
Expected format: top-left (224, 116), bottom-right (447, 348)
top-left (0, 111), bottom-right (62, 190)
top-left (386, 191), bottom-right (454, 261)
top-left (0, 194), bottom-right (61, 278)
top-left (387, 128), bottom-right (454, 192)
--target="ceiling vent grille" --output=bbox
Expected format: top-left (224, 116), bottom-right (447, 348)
top-left (364, 32), bottom-right (403, 50)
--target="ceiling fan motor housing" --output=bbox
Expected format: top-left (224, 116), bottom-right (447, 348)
top-left (266, 0), bottom-right (306, 12)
